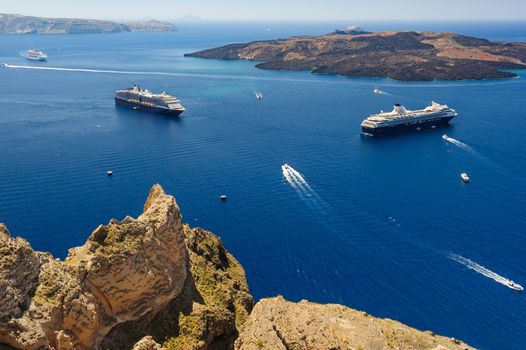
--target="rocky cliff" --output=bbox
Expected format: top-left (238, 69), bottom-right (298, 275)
top-left (185, 30), bottom-right (526, 81)
top-left (0, 185), bottom-right (472, 350)
top-left (235, 297), bottom-right (473, 350)
top-left (0, 184), bottom-right (252, 350)
top-left (0, 14), bottom-right (178, 34)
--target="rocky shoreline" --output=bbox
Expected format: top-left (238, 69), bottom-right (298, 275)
top-left (0, 185), bottom-right (473, 349)
top-left (185, 30), bottom-right (526, 81)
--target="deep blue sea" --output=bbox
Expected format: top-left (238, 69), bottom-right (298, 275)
top-left (1, 21), bottom-right (525, 349)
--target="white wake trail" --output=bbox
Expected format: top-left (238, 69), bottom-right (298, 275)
top-left (282, 165), bottom-right (308, 200)
top-left (442, 134), bottom-right (474, 152)
top-left (449, 253), bottom-right (522, 290)
top-left (3, 64), bottom-right (523, 88)
top-left (282, 164), bottom-right (329, 213)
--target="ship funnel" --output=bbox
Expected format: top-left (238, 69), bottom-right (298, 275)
top-left (393, 103), bottom-right (408, 114)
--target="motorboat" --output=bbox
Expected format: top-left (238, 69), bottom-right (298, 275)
top-left (507, 280), bottom-right (524, 291)
top-left (461, 173), bottom-right (470, 183)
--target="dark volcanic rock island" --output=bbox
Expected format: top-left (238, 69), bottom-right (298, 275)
top-left (185, 30), bottom-right (526, 81)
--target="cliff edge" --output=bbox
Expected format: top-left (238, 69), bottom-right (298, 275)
top-left (235, 297), bottom-right (473, 350)
top-left (0, 184), bottom-right (252, 350)
top-left (0, 185), bottom-right (472, 349)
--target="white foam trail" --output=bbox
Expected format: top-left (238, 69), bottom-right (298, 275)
top-left (373, 88), bottom-right (389, 95)
top-left (442, 134), bottom-right (478, 156)
top-left (282, 165), bottom-right (307, 200)
top-left (442, 134), bottom-right (471, 150)
top-left (449, 253), bottom-right (523, 290)
top-left (3, 63), bottom-right (522, 88)
top-left (282, 164), bottom-right (329, 213)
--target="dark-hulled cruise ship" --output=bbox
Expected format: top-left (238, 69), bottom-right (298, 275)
top-left (361, 102), bottom-right (457, 136)
top-left (115, 85), bottom-right (185, 116)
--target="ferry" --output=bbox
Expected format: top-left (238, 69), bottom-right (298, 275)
top-left (26, 49), bottom-right (48, 62)
top-left (115, 85), bottom-right (185, 116)
top-left (361, 102), bottom-right (457, 136)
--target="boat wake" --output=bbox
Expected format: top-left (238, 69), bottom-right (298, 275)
top-left (373, 87), bottom-right (389, 95)
top-left (2, 63), bottom-right (522, 88)
top-left (442, 134), bottom-right (479, 157)
top-left (449, 253), bottom-right (523, 291)
top-left (282, 164), bottom-right (329, 214)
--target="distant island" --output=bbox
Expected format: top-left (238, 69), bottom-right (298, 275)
top-left (185, 29), bottom-right (526, 81)
top-left (0, 13), bottom-right (178, 34)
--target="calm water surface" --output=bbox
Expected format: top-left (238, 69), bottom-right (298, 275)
top-left (1, 21), bottom-right (525, 349)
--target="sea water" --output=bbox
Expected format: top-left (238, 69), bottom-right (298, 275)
top-left (1, 21), bottom-right (525, 349)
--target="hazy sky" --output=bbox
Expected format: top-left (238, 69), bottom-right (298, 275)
top-left (2, 0), bottom-right (526, 20)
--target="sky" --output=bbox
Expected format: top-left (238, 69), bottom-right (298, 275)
top-left (1, 0), bottom-right (526, 21)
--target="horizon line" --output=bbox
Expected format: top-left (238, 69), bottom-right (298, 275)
top-left (2, 13), bottom-right (526, 22)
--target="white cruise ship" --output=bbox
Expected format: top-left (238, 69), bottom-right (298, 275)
top-left (115, 85), bottom-right (185, 116)
top-left (361, 102), bottom-right (457, 136)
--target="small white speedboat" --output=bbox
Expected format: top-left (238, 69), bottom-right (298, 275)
top-left (255, 91), bottom-right (263, 99)
top-left (373, 88), bottom-right (381, 94)
top-left (442, 134), bottom-right (449, 140)
top-left (460, 173), bottom-right (470, 183)
top-left (507, 280), bottom-right (524, 292)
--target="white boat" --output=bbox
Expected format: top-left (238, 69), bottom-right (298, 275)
top-left (442, 134), bottom-right (449, 140)
top-left (373, 88), bottom-right (381, 94)
top-left (255, 91), bottom-right (263, 99)
top-left (26, 49), bottom-right (48, 62)
top-left (460, 173), bottom-right (470, 183)
top-left (507, 280), bottom-right (524, 291)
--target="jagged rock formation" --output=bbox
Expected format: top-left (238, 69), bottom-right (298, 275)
top-left (235, 297), bottom-right (474, 350)
top-left (0, 184), bottom-right (252, 350)
top-left (0, 14), bottom-right (178, 34)
top-left (185, 30), bottom-right (526, 81)
top-left (0, 185), bottom-right (473, 350)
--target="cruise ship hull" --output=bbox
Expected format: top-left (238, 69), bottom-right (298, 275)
top-left (115, 97), bottom-right (185, 116)
top-left (362, 115), bottom-right (454, 136)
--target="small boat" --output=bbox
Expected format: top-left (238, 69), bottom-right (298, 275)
top-left (442, 134), bottom-right (448, 140)
top-left (0, 63), bottom-right (7, 68)
top-left (460, 173), bottom-right (470, 183)
top-left (26, 49), bottom-right (48, 62)
top-left (132, 106), bottom-right (140, 110)
top-left (373, 88), bottom-right (381, 94)
top-left (255, 91), bottom-right (263, 100)
top-left (107, 170), bottom-right (113, 176)
top-left (220, 195), bottom-right (228, 201)
top-left (507, 280), bottom-right (524, 291)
